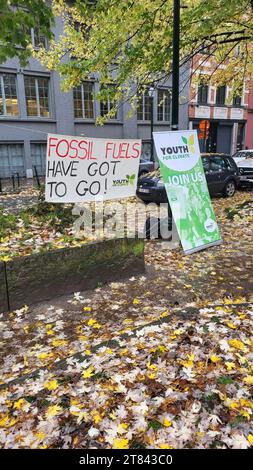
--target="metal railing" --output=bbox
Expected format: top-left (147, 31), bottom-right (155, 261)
top-left (0, 166), bottom-right (44, 193)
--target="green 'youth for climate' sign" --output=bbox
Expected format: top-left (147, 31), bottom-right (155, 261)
top-left (153, 130), bottom-right (222, 254)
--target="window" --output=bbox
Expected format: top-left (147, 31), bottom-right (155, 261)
top-left (197, 82), bottom-right (208, 104)
top-left (233, 95), bottom-right (242, 107)
top-left (0, 144), bottom-right (25, 178)
top-left (201, 157), bottom-right (210, 171)
top-left (0, 74), bottom-right (19, 116)
top-left (73, 82), bottom-right (94, 119)
top-left (31, 26), bottom-right (47, 49)
top-left (100, 84), bottom-right (118, 119)
top-left (157, 88), bottom-right (171, 121)
top-left (233, 151), bottom-right (248, 160)
top-left (210, 156), bottom-right (226, 171)
top-left (24, 76), bottom-right (50, 117)
top-left (216, 86), bottom-right (226, 105)
top-left (31, 142), bottom-right (47, 175)
top-left (137, 90), bottom-right (151, 121)
top-left (225, 157), bottom-right (237, 170)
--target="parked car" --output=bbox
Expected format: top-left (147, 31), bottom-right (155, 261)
top-left (137, 153), bottom-right (240, 204)
top-left (232, 149), bottom-right (253, 164)
top-left (232, 152), bottom-right (253, 187)
top-left (138, 158), bottom-right (157, 177)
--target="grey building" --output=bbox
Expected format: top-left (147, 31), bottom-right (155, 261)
top-left (0, 18), bottom-right (190, 179)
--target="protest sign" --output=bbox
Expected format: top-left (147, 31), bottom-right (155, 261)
top-left (153, 130), bottom-right (222, 254)
top-left (45, 134), bottom-right (141, 203)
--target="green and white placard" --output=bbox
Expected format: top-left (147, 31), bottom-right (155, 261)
top-left (153, 130), bottom-right (222, 254)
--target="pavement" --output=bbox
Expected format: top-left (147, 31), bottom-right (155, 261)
top-left (0, 185), bottom-right (39, 213)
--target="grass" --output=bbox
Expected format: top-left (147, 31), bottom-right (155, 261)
top-left (23, 202), bottom-right (75, 231)
top-left (0, 207), bottom-right (17, 239)
top-left (0, 186), bottom-right (75, 240)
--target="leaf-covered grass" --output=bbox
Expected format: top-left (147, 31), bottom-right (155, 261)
top-left (225, 200), bottom-right (252, 220)
top-left (0, 207), bottom-right (17, 239)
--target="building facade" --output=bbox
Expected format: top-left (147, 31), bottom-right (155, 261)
top-left (0, 17), bottom-right (189, 179)
top-left (245, 81), bottom-right (253, 150)
top-left (189, 54), bottom-right (250, 155)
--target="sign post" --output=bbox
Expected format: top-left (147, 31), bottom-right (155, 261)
top-left (153, 130), bottom-right (222, 254)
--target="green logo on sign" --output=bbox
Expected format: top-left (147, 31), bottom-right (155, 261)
top-left (126, 174), bottom-right (136, 185)
top-left (112, 174), bottom-right (136, 187)
top-left (182, 135), bottom-right (195, 154)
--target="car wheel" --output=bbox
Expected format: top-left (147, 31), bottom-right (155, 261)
top-left (223, 180), bottom-right (236, 197)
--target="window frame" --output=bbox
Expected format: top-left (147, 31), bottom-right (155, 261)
top-left (232, 95), bottom-right (242, 107)
top-left (24, 75), bottom-right (51, 118)
top-left (137, 89), bottom-right (151, 122)
top-left (157, 88), bottom-right (171, 122)
top-left (0, 73), bottom-right (19, 117)
top-left (99, 83), bottom-right (118, 120)
top-left (215, 85), bottom-right (226, 106)
top-left (73, 81), bottom-right (95, 120)
top-left (0, 143), bottom-right (25, 178)
top-left (30, 141), bottom-right (47, 176)
top-left (31, 26), bottom-right (48, 50)
top-left (197, 82), bottom-right (209, 105)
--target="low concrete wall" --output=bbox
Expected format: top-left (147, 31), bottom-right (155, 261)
top-left (2, 238), bottom-right (144, 312)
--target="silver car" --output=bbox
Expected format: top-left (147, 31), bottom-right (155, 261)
top-left (232, 150), bottom-right (253, 186)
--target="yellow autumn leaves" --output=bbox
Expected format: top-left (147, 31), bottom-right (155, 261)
top-left (83, 366), bottom-right (95, 379)
top-left (113, 438), bottom-right (129, 449)
top-left (45, 405), bottom-right (62, 419)
top-left (87, 319), bottom-right (102, 329)
top-left (210, 355), bottom-right (221, 363)
top-left (243, 376), bottom-right (253, 385)
top-left (44, 379), bottom-right (58, 391)
top-left (180, 353), bottom-right (195, 368)
top-left (229, 339), bottom-right (245, 350)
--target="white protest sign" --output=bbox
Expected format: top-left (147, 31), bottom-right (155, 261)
top-left (45, 134), bottom-right (142, 202)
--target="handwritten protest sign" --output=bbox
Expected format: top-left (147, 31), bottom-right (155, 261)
top-left (45, 134), bottom-right (141, 203)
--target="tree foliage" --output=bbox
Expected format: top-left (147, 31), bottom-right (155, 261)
top-left (0, 0), bottom-right (53, 65)
top-left (1, 1), bottom-right (253, 119)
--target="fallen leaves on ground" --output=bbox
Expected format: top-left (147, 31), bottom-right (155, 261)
top-left (0, 300), bottom-right (252, 449)
top-left (0, 190), bottom-right (252, 449)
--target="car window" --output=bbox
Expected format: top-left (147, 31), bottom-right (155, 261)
top-left (233, 151), bottom-right (247, 158)
top-left (210, 156), bottom-right (226, 171)
top-left (201, 157), bottom-right (210, 170)
top-left (233, 151), bottom-right (253, 160)
top-left (225, 158), bottom-right (235, 170)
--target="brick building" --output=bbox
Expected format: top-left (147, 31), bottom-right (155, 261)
top-left (188, 53), bottom-right (251, 155)
top-left (245, 81), bottom-right (253, 150)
